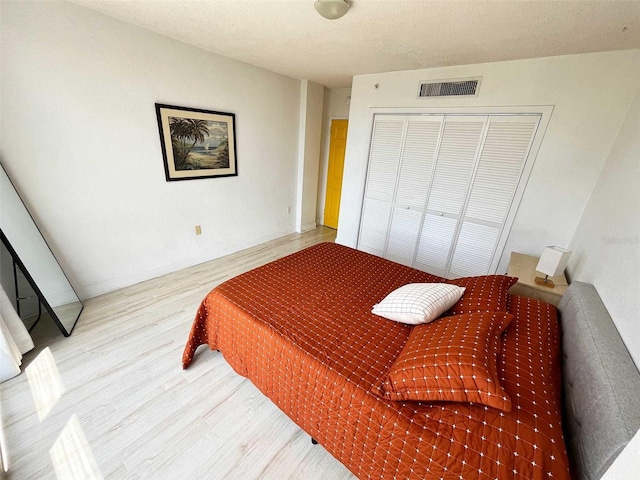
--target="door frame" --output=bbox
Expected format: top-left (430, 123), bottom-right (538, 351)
top-left (357, 105), bottom-right (554, 275)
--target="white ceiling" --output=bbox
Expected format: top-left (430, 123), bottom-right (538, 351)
top-left (71, 0), bottom-right (640, 88)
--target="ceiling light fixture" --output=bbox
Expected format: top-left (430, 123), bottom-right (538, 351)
top-left (314, 0), bottom-right (349, 20)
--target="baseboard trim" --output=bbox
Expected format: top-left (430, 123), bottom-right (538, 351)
top-left (79, 227), bottom-right (295, 299)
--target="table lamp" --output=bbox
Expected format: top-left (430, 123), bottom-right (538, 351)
top-left (535, 246), bottom-right (571, 288)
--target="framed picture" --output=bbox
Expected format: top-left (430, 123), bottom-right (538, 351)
top-left (155, 103), bottom-right (237, 181)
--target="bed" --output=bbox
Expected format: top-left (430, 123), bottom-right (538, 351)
top-left (182, 242), bottom-right (640, 479)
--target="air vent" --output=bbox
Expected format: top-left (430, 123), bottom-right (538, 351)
top-left (418, 77), bottom-right (481, 98)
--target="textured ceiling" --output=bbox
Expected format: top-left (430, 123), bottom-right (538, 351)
top-left (71, 0), bottom-right (640, 88)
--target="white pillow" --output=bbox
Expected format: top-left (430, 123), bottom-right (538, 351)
top-left (372, 283), bottom-right (466, 325)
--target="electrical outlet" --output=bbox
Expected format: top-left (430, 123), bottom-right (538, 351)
top-left (287, 206), bottom-right (291, 214)
top-left (195, 225), bottom-right (202, 235)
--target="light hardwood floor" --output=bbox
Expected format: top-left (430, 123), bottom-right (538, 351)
top-left (1, 227), bottom-right (358, 480)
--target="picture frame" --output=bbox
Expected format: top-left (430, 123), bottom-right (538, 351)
top-left (155, 103), bottom-right (237, 181)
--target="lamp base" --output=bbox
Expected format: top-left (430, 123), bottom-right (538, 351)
top-left (534, 276), bottom-right (555, 288)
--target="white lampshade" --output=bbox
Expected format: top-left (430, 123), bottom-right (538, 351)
top-left (314, 0), bottom-right (349, 20)
top-left (536, 246), bottom-right (572, 278)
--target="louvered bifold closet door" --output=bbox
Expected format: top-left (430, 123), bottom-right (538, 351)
top-left (448, 115), bottom-right (540, 277)
top-left (357, 116), bottom-right (406, 256)
top-left (414, 116), bottom-right (488, 277)
top-left (358, 112), bottom-right (542, 278)
top-left (385, 116), bottom-right (443, 266)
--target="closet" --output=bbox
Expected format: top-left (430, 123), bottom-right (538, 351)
top-left (357, 113), bottom-right (541, 278)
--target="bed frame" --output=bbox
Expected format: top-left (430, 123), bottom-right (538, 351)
top-left (558, 281), bottom-right (640, 479)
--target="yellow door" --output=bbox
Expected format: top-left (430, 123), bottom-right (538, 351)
top-left (323, 119), bottom-right (348, 229)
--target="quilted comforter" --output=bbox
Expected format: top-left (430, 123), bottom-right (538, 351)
top-left (183, 242), bottom-right (570, 479)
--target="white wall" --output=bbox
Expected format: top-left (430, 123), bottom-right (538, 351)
top-left (568, 87), bottom-right (640, 366)
top-left (337, 50), bottom-right (640, 273)
top-left (0, 1), bottom-right (301, 298)
top-left (295, 80), bottom-right (324, 232)
top-left (316, 87), bottom-right (351, 225)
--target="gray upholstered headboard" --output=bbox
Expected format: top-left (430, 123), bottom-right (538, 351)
top-left (558, 281), bottom-right (640, 480)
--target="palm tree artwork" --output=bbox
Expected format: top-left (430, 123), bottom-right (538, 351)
top-left (169, 117), bottom-right (230, 170)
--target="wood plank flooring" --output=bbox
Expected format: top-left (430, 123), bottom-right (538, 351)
top-left (1, 227), bottom-right (358, 480)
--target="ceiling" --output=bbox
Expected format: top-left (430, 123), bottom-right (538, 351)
top-left (71, 0), bottom-right (640, 88)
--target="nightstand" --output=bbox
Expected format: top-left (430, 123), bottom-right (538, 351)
top-left (506, 252), bottom-right (569, 306)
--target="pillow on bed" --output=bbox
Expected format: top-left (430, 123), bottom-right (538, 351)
top-left (374, 311), bottom-right (513, 411)
top-left (372, 283), bottom-right (466, 325)
top-left (444, 275), bottom-right (518, 316)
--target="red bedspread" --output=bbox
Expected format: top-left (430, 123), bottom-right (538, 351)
top-left (183, 242), bottom-right (570, 479)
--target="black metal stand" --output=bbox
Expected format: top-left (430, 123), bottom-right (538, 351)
top-left (1, 230), bottom-right (80, 337)
top-left (12, 257), bottom-right (42, 332)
